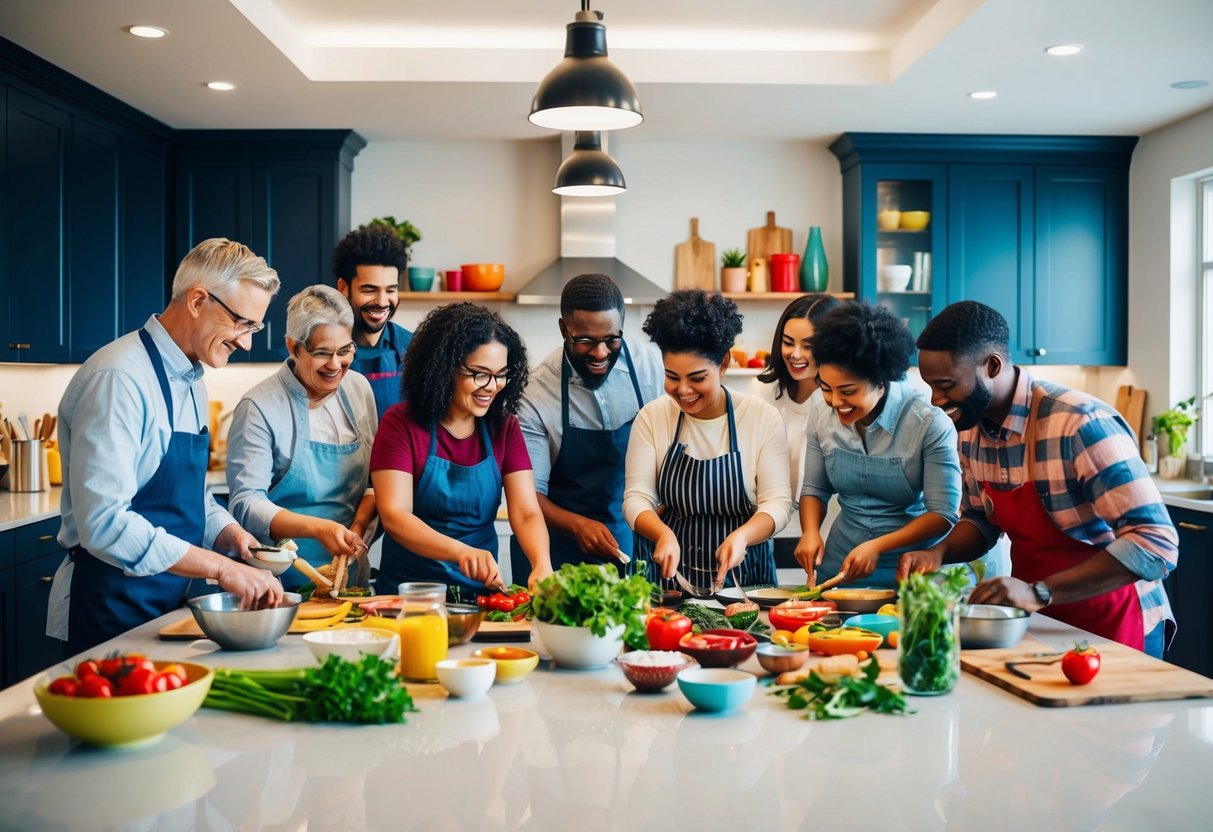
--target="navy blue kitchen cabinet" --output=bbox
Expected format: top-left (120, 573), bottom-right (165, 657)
top-left (0, 529), bottom-right (15, 688)
top-left (67, 116), bottom-right (121, 362)
top-left (173, 131), bottom-right (365, 362)
top-left (1164, 506), bottom-right (1213, 678)
top-left (829, 134), bottom-right (1135, 364)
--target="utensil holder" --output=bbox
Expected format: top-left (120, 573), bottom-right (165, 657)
top-left (10, 439), bottom-right (48, 492)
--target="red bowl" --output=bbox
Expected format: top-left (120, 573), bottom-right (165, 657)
top-left (677, 629), bottom-right (758, 668)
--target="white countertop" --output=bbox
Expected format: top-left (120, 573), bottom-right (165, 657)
top-left (0, 611), bottom-right (1210, 829)
top-left (0, 485), bottom-right (61, 533)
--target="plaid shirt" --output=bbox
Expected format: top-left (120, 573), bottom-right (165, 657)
top-left (958, 370), bottom-right (1177, 638)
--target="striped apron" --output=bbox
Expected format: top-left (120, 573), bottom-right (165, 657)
top-left (634, 390), bottom-right (777, 592)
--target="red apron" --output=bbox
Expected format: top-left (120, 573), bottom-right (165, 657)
top-left (980, 386), bottom-right (1144, 651)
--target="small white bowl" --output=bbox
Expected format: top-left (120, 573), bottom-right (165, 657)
top-left (303, 629), bottom-right (396, 663)
top-left (878, 264), bottom-right (913, 292)
top-left (436, 658), bottom-right (497, 699)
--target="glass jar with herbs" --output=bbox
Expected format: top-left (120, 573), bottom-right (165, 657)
top-left (897, 569), bottom-right (970, 696)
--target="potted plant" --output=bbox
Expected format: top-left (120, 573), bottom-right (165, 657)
top-left (364, 216), bottom-right (421, 263)
top-left (530, 562), bottom-right (654, 668)
top-left (720, 248), bottom-right (748, 293)
top-left (1152, 396), bottom-right (1197, 478)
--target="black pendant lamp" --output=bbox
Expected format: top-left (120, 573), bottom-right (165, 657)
top-left (530, 2), bottom-right (643, 131)
top-left (553, 131), bottom-right (626, 196)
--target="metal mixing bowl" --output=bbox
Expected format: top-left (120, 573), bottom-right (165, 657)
top-left (446, 603), bottom-right (483, 645)
top-left (959, 603), bottom-right (1030, 649)
top-left (187, 592), bottom-right (301, 650)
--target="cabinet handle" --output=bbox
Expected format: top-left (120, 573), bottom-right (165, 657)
top-left (9, 343), bottom-right (31, 350)
top-left (40, 576), bottom-right (54, 584)
top-left (38, 534), bottom-right (54, 542)
top-left (1178, 521), bottom-right (1208, 532)
top-left (1029, 347), bottom-right (1049, 357)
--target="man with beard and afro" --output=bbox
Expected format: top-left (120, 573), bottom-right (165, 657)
top-left (907, 300), bottom-right (1178, 656)
top-left (513, 273), bottom-right (663, 583)
top-left (333, 224), bottom-right (412, 421)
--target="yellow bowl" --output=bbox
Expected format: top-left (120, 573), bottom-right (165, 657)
top-left (34, 661), bottom-right (214, 748)
top-left (899, 211), bottom-right (931, 231)
top-left (471, 646), bottom-right (539, 685)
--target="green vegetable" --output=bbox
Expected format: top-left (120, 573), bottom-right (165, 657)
top-left (772, 655), bottom-right (913, 720)
top-left (678, 603), bottom-right (769, 636)
top-left (1152, 396), bottom-right (1197, 458)
top-left (485, 610), bottom-right (512, 622)
top-left (531, 562), bottom-right (655, 649)
top-left (896, 567), bottom-right (969, 695)
top-left (203, 655), bottom-right (416, 724)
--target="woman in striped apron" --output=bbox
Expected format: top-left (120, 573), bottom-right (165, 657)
top-left (624, 290), bottom-right (792, 593)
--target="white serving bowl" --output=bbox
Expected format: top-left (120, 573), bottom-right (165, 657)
top-left (536, 620), bottom-right (625, 669)
top-left (436, 658), bottom-right (497, 699)
top-left (302, 629), bottom-right (397, 663)
top-left (878, 264), bottom-right (913, 292)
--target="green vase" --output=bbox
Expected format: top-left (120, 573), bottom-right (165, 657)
top-left (800, 226), bottom-right (828, 292)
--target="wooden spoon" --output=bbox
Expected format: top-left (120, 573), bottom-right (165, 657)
top-left (791, 571), bottom-right (849, 601)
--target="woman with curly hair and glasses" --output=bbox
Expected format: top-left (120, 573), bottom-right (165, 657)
top-left (370, 303), bottom-right (552, 595)
top-left (795, 302), bottom-right (961, 589)
top-left (624, 290), bottom-right (792, 593)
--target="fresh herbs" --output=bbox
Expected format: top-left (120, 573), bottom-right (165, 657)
top-left (531, 562), bottom-right (655, 649)
top-left (773, 655), bottom-right (912, 720)
top-left (896, 567), bottom-right (969, 695)
top-left (203, 655), bottom-right (416, 724)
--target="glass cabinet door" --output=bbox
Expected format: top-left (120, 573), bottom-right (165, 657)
top-left (874, 177), bottom-right (937, 337)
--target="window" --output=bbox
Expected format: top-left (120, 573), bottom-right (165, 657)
top-left (1199, 176), bottom-right (1213, 453)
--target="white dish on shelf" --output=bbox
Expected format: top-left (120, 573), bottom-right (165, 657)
top-left (878, 264), bottom-right (913, 292)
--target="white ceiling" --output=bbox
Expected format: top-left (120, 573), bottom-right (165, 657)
top-left (1, 0), bottom-right (1211, 143)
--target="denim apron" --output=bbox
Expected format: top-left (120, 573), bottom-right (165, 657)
top-left (634, 390), bottom-right (776, 592)
top-left (510, 343), bottom-right (644, 584)
top-left (377, 419), bottom-right (502, 596)
top-left (350, 322), bottom-right (410, 422)
top-left (67, 329), bottom-right (211, 655)
top-left (267, 386), bottom-right (371, 589)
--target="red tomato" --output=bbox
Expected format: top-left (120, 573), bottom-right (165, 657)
top-left (646, 612), bottom-right (693, 651)
top-left (75, 659), bottom-right (101, 681)
top-left (78, 675), bottom-right (114, 698)
top-left (476, 595), bottom-right (491, 609)
top-left (159, 671), bottom-right (186, 691)
top-left (160, 663), bottom-right (189, 683)
top-left (1061, 642), bottom-right (1101, 685)
top-left (48, 677), bottom-right (79, 697)
top-left (117, 667), bottom-right (158, 697)
top-left (513, 591), bottom-right (530, 605)
top-left (97, 656), bottom-right (126, 679)
top-left (496, 596), bottom-right (517, 613)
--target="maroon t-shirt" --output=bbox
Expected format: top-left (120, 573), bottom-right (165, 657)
top-left (370, 402), bottom-right (531, 477)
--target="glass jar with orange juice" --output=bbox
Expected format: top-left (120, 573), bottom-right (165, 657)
top-left (397, 582), bottom-right (448, 682)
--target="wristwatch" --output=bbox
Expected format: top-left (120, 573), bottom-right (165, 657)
top-left (1031, 581), bottom-right (1053, 607)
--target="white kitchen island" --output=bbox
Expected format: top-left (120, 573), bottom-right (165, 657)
top-left (0, 611), bottom-right (1211, 831)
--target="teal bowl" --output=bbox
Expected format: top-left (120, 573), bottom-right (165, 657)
top-left (676, 667), bottom-right (756, 713)
top-left (843, 613), bottom-right (900, 646)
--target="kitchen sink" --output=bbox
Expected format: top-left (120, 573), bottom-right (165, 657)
top-left (1163, 487), bottom-right (1213, 501)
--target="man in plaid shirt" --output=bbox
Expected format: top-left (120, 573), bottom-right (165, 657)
top-left (902, 301), bottom-right (1176, 656)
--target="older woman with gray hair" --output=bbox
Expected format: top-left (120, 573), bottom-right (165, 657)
top-left (226, 284), bottom-right (378, 590)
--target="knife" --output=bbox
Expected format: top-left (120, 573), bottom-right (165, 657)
top-left (1004, 653), bottom-right (1065, 680)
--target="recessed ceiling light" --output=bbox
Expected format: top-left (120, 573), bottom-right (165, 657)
top-left (206, 81), bottom-right (236, 92)
top-left (1171, 80), bottom-right (1209, 90)
top-left (127, 25), bottom-right (168, 39)
top-left (968, 90), bottom-right (998, 100)
top-left (1045, 44), bottom-right (1083, 56)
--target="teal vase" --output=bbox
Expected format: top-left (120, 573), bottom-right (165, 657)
top-left (800, 226), bottom-right (828, 292)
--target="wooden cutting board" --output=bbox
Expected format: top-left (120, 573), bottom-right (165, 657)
top-left (746, 211), bottom-right (793, 275)
top-left (472, 619), bottom-right (533, 642)
top-left (674, 218), bottom-right (716, 291)
top-left (157, 599), bottom-right (373, 640)
top-left (1113, 384), bottom-right (1147, 448)
top-left (960, 635), bottom-right (1213, 707)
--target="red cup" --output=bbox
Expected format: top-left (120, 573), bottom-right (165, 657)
top-left (769, 253), bottom-right (800, 292)
top-left (444, 269), bottom-right (463, 292)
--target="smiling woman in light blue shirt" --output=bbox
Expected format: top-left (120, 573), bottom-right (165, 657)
top-left (796, 302), bottom-right (961, 589)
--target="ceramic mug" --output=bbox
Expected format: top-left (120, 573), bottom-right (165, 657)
top-left (444, 269), bottom-right (463, 292)
top-left (407, 267), bottom-right (435, 292)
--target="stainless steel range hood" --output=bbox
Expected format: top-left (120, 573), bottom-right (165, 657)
top-left (514, 137), bottom-right (667, 306)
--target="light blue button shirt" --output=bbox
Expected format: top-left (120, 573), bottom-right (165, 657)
top-left (56, 315), bottom-right (235, 574)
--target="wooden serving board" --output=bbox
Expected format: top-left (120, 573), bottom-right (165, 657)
top-left (746, 211), bottom-right (792, 276)
top-left (674, 217), bottom-right (716, 291)
top-left (158, 599), bottom-right (368, 640)
top-left (472, 619), bottom-right (533, 642)
top-left (1113, 384), bottom-right (1147, 449)
top-left (960, 635), bottom-right (1213, 707)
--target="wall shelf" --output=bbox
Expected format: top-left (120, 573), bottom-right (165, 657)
top-left (399, 291), bottom-right (516, 302)
top-left (722, 292), bottom-right (855, 301)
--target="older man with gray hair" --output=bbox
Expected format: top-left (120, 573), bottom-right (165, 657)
top-left (52, 238), bottom-right (286, 655)
top-left (226, 284), bottom-right (378, 591)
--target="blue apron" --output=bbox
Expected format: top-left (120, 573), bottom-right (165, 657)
top-left (510, 342), bottom-right (644, 584)
top-left (267, 384), bottom-right (371, 589)
top-left (376, 419), bottom-right (502, 596)
top-left (67, 329), bottom-right (212, 655)
top-left (350, 322), bottom-right (411, 422)
top-left (634, 390), bottom-right (776, 592)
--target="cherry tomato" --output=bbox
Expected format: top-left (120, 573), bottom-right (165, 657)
top-left (159, 663), bottom-right (189, 683)
top-left (476, 595), bottom-right (491, 609)
top-left (75, 659), bottom-right (101, 681)
top-left (157, 671), bottom-right (186, 691)
top-left (496, 596), bottom-right (517, 613)
top-left (646, 611), bottom-right (693, 651)
top-left (1061, 642), bottom-right (1101, 685)
top-left (98, 656), bottom-right (126, 679)
top-left (513, 591), bottom-right (530, 605)
top-left (117, 667), bottom-right (158, 697)
top-left (48, 677), bottom-right (80, 697)
top-left (78, 674), bottom-right (114, 698)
